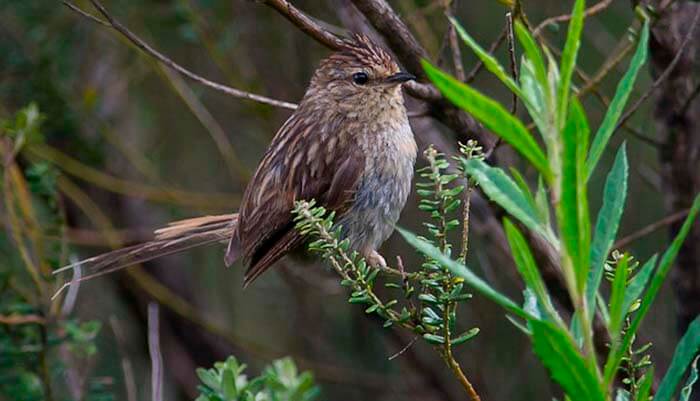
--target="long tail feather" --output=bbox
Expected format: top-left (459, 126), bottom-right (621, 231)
top-left (52, 214), bottom-right (238, 296)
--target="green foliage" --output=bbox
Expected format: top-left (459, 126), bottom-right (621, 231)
top-left (530, 319), bottom-right (606, 401)
top-left (655, 317), bottom-right (700, 401)
top-left (412, 3), bottom-right (700, 401)
top-left (587, 20), bottom-right (650, 179)
top-left (196, 356), bottom-right (319, 401)
top-left (0, 104), bottom-right (113, 401)
top-left (587, 145), bottom-right (629, 316)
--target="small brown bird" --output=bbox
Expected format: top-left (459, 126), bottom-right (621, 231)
top-left (55, 34), bottom-right (417, 287)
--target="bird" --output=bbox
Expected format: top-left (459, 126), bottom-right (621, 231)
top-left (53, 34), bottom-right (417, 289)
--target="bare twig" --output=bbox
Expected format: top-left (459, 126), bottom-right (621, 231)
top-left (445, 1), bottom-right (465, 82)
top-left (533, 0), bottom-right (614, 36)
top-left (261, 0), bottom-right (346, 50)
top-left (614, 209), bottom-right (690, 249)
top-left (63, 0), bottom-right (298, 110)
top-left (679, 80), bottom-right (700, 116)
top-left (148, 303), bottom-right (163, 401)
top-left (110, 317), bottom-right (138, 401)
top-left (615, 6), bottom-right (700, 132)
top-left (387, 335), bottom-right (419, 360)
top-left (0, 314), bottom-right (45, 325)
top-left (506, 12), bottom-right (519, 115)
top-left (465, 27), bottom-right (507, 84)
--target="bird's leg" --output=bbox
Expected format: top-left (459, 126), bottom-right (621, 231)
top-left (364, 249), bottom-right (387, 268)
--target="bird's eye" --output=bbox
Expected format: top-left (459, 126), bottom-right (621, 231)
top-left (352, 72), bottom-right (369, 85)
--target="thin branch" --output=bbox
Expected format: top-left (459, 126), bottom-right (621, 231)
top-left (533, 0), bottom-right (614, 36)
top-left (63, 0), bottom-right (298, 110)
top-left (679, 80), bottom-right (700, 116)
top-left (148, 303), bottom-right (163, 401)
top-left (506, 12), bottom-right (519, 115)
top-left (465, 26), bottom-right (507, 83)
top-left (110, 317), bottom-right (138, 401)
top-left (614, 209), bottom-right (690, 249)
top-left (445, 1), bottom-right (465, 82)
top-left (615, 6), bottom-right (700, 132)
top-left (261, 0), bottom-right (346, 50)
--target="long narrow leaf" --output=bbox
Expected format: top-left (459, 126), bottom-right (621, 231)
top-left (621, 254), bottom-right (657, 318)
top-left (515, 21), bottom-right (549, 101)
top-left (608, 255), bottom-right (629, 336)
top-left (423, 61), bottom-right (552, 179)
top-left (462, 159), bottom-right (555, 245)
top-left (504, 218), bottom-right (557, 320)
top-left (655, 317), bottom-right (700, 401)
top-left (557, 98), bottom-right (591, 292)
top-left (557, 0), bottom-right (585, 127)
top-left (636, 368), bottom-right (654, 401)
top-left (604, 194), bottom-right (700, 386)
top-left (398, 227), bottom-right (534, 320)
top-left (587, 21), bottom-right (650, 179)
top-left (450, 17), bottom-right (523, 98)
top-left (530, 319), bottom-right (606, 401)
top-left (586, 144), bottom-right (629, 314)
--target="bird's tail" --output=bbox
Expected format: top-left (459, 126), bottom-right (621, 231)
top-left (52, 214), bottom-right (238, 297)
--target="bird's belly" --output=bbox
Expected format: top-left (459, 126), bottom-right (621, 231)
top-left (336, 152), bottom-right (414, 253)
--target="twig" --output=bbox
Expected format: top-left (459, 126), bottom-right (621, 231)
top-left (63, 0), bottom-right (298, 110)
top-left (679, 80), bottom-right (700, 116)
top-left (533, 0), bottom-right (614, 37)
top-left (614, 209), bottom-right (690, 249)
top-left (465, 27), bottom-right (507, 84)
top-left (458, 186), bottom-right (473, 262)
top-left (506, 12), bottom-right (519, 115)
top-left (261, 0), bottom-right (346, 50)
top-left (148, 303), bottom-right (163, 401)
top-left (0, 314), bottom-right (45, 325)
top-left (388, 335), bottom-right (419, 360)
top-left (110, 317), bottom-right (138, 401)
top-left (445, 1), bottom-right (465, 82)
top-left (615, 6), bottom-right (700, 132)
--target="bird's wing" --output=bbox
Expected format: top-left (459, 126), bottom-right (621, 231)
top-left (233, 111), bottom-right (365, 284)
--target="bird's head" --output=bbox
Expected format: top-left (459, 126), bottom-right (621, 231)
top-left (305, 34), bottom-right (415, 110)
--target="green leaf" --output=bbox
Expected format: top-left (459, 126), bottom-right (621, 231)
top-left (557, 0), bottom-right (585, 127)
top-left (621, 254), bottom-right (657, 317)
top-left (530, 319), bottom-right (606, 401)
top-left (587, 20), bottom-right (650, 179)
top-left (422, 60), bottom-right (552, 179)
top-left (462, 159), bottom-right (556, 245)
top-left (608, 255), bottom-right (629, 336)
top-left (636, 367), bottom-right (654, 401)
top-left (586, 144), bottom-right (628, 315)
top-left (557, 98), bottom-right (591, 292)
top-left (515, 21), bottom-right (549, 102)
top-left (520, 57), bottom-right (551, 137)
top-left (680, 357), bottom-right (700, 401)
top-left (503, 218), bottom-right (556, 320)
top-left (398, 227), bottom-right (533, 320)
top-left (450, 17), bottom-right (523, 98)
top-left (656, 317), bottom-right (700, 401)
top-left (604, 194), bottom-right (700, 386)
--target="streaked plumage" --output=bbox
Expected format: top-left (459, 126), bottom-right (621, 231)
top-left (54, 34), bottom-right (416, 289)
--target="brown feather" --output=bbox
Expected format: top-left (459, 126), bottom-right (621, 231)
top-left (231, 108), bottom-right (365, 284)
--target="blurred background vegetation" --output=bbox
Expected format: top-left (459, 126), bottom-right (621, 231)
top-left (1, 0), bottom-right (698, 400)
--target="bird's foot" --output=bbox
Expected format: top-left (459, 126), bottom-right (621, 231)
top-left (365, 250), bottom-right (387, 269)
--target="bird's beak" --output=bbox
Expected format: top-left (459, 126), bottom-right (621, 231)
top-left (386, 72), bottom-right (416, 84)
